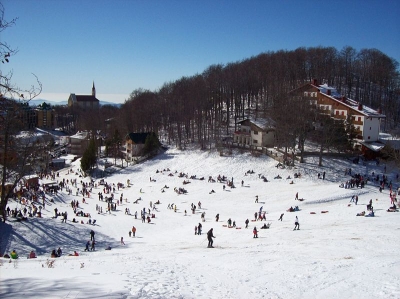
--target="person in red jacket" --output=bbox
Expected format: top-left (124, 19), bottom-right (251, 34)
top-left (253, 227), bottom-right (258, 238)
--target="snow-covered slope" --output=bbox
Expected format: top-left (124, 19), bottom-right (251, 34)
top-left (1, 148), bottom-right (399, 299)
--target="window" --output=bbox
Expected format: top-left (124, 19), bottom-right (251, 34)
top-left (254, 131), bottom-right (258, 135)
top-left (253, 139), bottom-right (258, 144)
top-left (335, 111), bottom-right (339, 115)
top-left (370, 127), bottom-right (371, 130)
top-left (368, 136), bottom-right (370, 140)
top-left (341, 111), bottom-right (344, 115)
top-left (358, 117), bottom-right (361, 121)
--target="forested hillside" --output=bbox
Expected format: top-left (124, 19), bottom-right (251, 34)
top-left (72, 46), bottom-right (399, 150)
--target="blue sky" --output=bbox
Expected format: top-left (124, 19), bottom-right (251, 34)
top-left (2, 0), bottom-right (400, 103)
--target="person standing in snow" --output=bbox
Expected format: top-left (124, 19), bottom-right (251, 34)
top-left (253, 227), bottom-right (258, 238)
top-left (295, 192), bottom-right (299, 200)
top-left (294, 216), bottom-right (300, 230)
top-left (207, 228), bottom-right (215, 248)
top-left (215, 214), bottom-right (219, 222)
top-left (90, 230), bottom-right (95, 241)
top-left (132, 226), bottom-right (136, 237)
top-left (245, 219), bottom-right (249, 228)
top-left (198, 223), bottom-right (202, 235)
top-left (84, 240), bottom-right (90, 251)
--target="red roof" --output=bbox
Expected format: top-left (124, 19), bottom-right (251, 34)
top-left (75, 95), bottom-right (99, 102)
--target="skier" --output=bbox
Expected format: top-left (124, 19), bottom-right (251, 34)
top-left (253, 227), bottom-right (258, 238)
top-left (207, 228), bottom-right (215, 248)
top-left (294, 216), bottom-right (300, 230)
top-left (255, 195), bottom-right (258, 203)
top-left (215, 213), bottom-right (219, 222)
top-left (278, 213), bottom-right (284, 221)
top-left (295, 192), bottom-right (299, 200)
top-left (227, 218), bottom-right (232, 227)
top-left (245, 219), bottom-right (249, 228)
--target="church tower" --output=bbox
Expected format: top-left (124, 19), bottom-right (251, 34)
top-left (92, 81), bottom-right (96, 97)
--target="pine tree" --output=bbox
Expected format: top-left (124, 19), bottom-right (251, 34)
top-left (81, 138), bottom-right (97, 173)
top-left (143, 133), bottom-right (161, 155)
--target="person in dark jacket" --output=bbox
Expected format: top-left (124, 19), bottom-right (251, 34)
top-left (245, 219), bottom-right (249, 228)
top-left (207, 228), bottom-right (215, 248)
top-left (90, 230), bottom-right (95, 241)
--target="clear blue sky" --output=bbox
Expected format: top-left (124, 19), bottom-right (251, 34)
top-left (2, 0), bottom-right (400, 103)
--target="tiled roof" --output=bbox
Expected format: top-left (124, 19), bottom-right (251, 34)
top-left (75, 95), bottom-right (99, 102)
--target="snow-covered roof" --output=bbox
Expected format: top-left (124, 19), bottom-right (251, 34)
top-left (317, 84), bottom-right (385, 118)
top-left (70, 131), bottom-right (89, 140)
top-left (238, 117), bottom-right (276, 130)
top-left (359, 141), bottom-right (385, 152)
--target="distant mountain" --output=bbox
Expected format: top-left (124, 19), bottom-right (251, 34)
top-left (29, 99), bottom-right (121, 107)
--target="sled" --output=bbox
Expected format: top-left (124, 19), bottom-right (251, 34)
top-left (222, 224), bottom-right (227, 227)
top-left (251, 220), bottom-right (256, 222)
top-left (310, 212), bottom-right (316, 214)
top-left (321, 211), bottom-right (329, 213)
top-left (236, 227), bottom-right (242, 229)
top-left (347, 204), bottom-right (351, 207)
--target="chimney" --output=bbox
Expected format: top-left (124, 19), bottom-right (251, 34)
top-left (358, 103), bottom-right (363, 110)
top-left (312, 79), bottom-right (318, 86)
top-left (341, 96), bottom-right (346, 103)
top-left (327, 89), bottom-right (331, 96)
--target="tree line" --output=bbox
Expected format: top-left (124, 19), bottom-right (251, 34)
top-left (89, 46), bottom-right (398, 151)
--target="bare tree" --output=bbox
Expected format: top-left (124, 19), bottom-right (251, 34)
top-left (0, 4), bottom-right (42, 222)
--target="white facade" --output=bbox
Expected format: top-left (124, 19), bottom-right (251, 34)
top-left (363, 117), bottom-right (380, 142)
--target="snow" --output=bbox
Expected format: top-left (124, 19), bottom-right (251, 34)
top-left (1, 147), bottom-right (400, 299)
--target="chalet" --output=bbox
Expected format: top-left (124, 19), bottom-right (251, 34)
top-left (290, 80), bottom-right (385, 145)
top-left (125, 132), bottom-right (152, 161)
top-left (233, 118), bottom-right (276, 148)
top-left (68, 82), bottom-right (100, 109)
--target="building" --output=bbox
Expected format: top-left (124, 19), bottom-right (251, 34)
top-left (68, 82), bottom-right (100, 109)
top-left (290, 80), bottom-right (385, 143)
top-left (35, 102), bottom-right (57, 129)
top-left (233, 118), bottom-right (276, 148)
top-left (125, 132), bottom-right (152, 161)
top-left (68, 131), bottom-right (90, 155)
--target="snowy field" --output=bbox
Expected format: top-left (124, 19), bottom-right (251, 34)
top-left (1, 147), bottom-right (400, 299)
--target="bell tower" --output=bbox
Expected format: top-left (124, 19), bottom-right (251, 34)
top-left (92, 81), bottom-right (96, 97)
